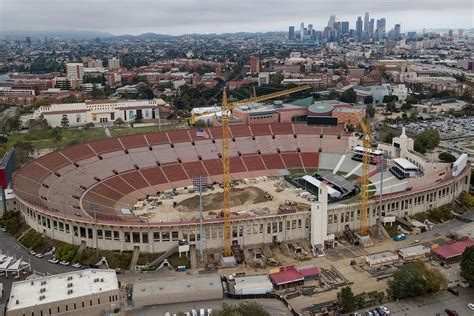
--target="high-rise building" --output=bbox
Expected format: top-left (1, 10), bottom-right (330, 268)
top-left (369, 19), bottom-right (375, 37)
top-left (376, 18), bottom-right (386, 39)
top-left (308, 24), bottom-right (313, 36)
top-left (250, 56), bottom-right (260, 74)
top-left (341, 21), bottom-right (349, 35)
top-left (328, 15), bottom-right (336, 29)
top-left (66, 63), bottom-right (84, 81)
top-left (288, 26), bottom-right (295, 40)
top-left (300, 22), bottom-right (305, 42)
top-left (394, 24), bottom-right (401, 39)
top-left (356, 17), bottom-right (363, 40)
top-left (364, 12), bottom-right (369, 33)
top-left (25, 37), bottom-right (31, 46)
top-left (108, 58), bottom-right (121, 70)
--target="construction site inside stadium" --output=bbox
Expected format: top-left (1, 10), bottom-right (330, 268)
top-left (11, 123), bottom-right (471, 260)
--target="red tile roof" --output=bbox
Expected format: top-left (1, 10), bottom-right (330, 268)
top-left (432, 239), bottom-right (474, 259)
top-left (269, 266), bottom-right (304, 285)
top-left (296, 266), bottom-right (320, 277)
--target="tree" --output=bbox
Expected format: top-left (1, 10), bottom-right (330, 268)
top-left (50, 127), bottom-right (62, 143)
top-left (213, 302), bottom-right (271, 316)
top-left (414, 127), bottom-right (440, 154)
top-left (61, 95), bottom-right (77, 103)
top-left (460, 246), bottom-right (474, 285)
top-left (337, 286), bottom-right (356, 313)
top-left (438, 152), bottom-right (456, 163)
top-left (33, 98), bottom-right (50, 109)
top-left (386, 101), bottom-right (397, 112)
top-left (327, 90), bottom-right (338, 100)
top-left (384, 132), bottom-right (396, 143)
top-left (366, 104), bottom-right (376, 118)
top-left (387, 260), bottom-right (447, 299)
top-left (401, 102), bottom-right (412, 111)
top-left (113, 118), bottom-right (125, 127)
top-left (60, 116), bottom-right (70, 129)
top-left (14, 141), bottom-right (34, 165)
top-left (364, 95), bottom-right (373, 105)
top-left (339, 88), bottom-right (357, 103)
top-left (91, 87), bottom-right (105, 99)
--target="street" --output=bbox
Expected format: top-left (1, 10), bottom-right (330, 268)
top-left (0, 229), bottom-right (74, 305)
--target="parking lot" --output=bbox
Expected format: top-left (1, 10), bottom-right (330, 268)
top-left (404, 117), bottom-right (474, 139)
top-left (0, 229), bottom-right (74, 305)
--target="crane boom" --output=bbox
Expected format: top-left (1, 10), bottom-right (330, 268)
top-left (221, 84), bottom-right (311, 257)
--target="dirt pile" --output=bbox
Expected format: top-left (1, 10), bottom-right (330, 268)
top-left (177, 186), bottom-right (267, 211)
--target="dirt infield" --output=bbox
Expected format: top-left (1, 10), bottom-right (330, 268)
top-left (177, 186), bottom-right (268, 211)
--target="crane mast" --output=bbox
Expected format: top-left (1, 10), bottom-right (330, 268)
top-left (221, 87), bottom-right (232, 257)
top-left (220, 85), bottom-right (311, 257)
top-left (355, 113), bottom-right (371, 237)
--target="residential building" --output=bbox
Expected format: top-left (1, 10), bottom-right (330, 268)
top-left (66, 63), bottom-right (84, 81)
top-left (250, 56), bottom-right (260, 74)
top-left (108, 58), bottom-right (121, 70)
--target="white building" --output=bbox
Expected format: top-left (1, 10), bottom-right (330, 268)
top-left (258, 72), bottom-right (270, 86)
top-left (66, 63), bottom-right (84, 81)
top-left (6, 269), bottom-right (120, 316)
top-left (34, 98), bottom-right (169, 127)
top-left (108, 58), bottom-right (121, 70)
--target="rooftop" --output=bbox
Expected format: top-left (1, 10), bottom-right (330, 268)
top-left (432, 239), bottom-right (474, 259)
top-left (269, 267), bottom-right (305, 285)
top-left (394, 158), bottom-right (419, 170)
top-left (7, 269), bottom-right (118, 311)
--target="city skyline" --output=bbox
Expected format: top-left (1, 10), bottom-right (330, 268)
top-left (0, 0), bottom-right (472, 36)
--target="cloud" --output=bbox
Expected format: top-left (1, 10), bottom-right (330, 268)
top-left (0, 0), bottom-right (472, 35)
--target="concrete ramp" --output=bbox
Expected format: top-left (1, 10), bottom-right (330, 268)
top-left (130, 246), bottom-right (140, 271)
top-left (146, 244), bottom-right (179, 269)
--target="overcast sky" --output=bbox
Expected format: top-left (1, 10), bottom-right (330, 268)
top-left (1, 0), bottom-right (472, 35)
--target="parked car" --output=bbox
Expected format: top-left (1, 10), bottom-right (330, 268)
top-left (1, 227), bottom-right (7, 232)
top-left (447, 287), bottom-right (459, 296)
top-left (379, 306), bottom-right (390, 315)
top-left (72, 263), bottom-right (81, 268)
top-left (29, 250), bottom-right (36, 256)
top-left (48, 258), bottom-right (59, 264)
top-left (365, 311), bottom-right (374, 316)
top-left (467, 303), bottom-right (474, 311)
top-left (445, 309), bottom-right (458, 316)
top-left (59, 261), bottom-right (70, 266)
top-left (35, 253), bottom-right (44, 258)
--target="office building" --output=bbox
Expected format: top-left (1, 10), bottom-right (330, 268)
top-left (308, 24), bottom-right (313, 36)
top-left (364, 12), bottom-right (369, 33)
top-left (66, 63), bottom-right (84, 81)
top-left (108, 58), bottom-right (121, 70)
top-left (394, 24), bottom-right (401, 39)
top-left (341, 21), bottom-right (349, 35)
top-left (376, 18), bottom-right (386, 39)
top-left (288, 26), bottom-right (295, 40)
top-left (356, 17), bottom-right (363, 40)
top-left (6, 269), bottom-right (120, 316)
top-left (25, 37), bottom-right (31, 46)
top-left (369, 19), bottom-right (375, 37)
top-left (250, 56), bottom-right (260, 74)
top-left (300, 22), bottom-right (305, 42)
top-left (328, 15), bottom-right (336, 29)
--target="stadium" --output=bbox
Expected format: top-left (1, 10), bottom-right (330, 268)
top-left (11, 123), bottom-right (471, 254)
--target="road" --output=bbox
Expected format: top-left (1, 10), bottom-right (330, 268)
top-left (0, 229), bottom-right (74, 305)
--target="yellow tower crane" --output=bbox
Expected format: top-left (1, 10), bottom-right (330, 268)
top-left (221, 85), bottom-right (311, 257)
top-left (355, 113), bottom-right (371, 237)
